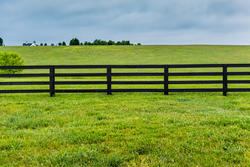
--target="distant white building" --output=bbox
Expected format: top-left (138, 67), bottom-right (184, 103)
top-left (23, 41), bottom-right (38, 46)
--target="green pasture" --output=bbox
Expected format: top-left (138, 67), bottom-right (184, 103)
top-left (0, 45), bottom-right (249, 166)
top-left (1, 45), bottom-right (250, 65)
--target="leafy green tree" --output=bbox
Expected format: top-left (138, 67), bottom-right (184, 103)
top-left (70, 38), bottom-right (80, 45)
top-left (116, 41), bottom-right (122, 45)
top-left (137, 43), bottom-right (142, 45)
top-left (0, 52), bottom-right (24, 74)
top-left (58, 42), bottom-right (62, 46)
top-left (62, 41), bottom-right (67, 46)
top-left (100, 40), bottom-right (108, 45)
top-left (40, 43), bottom-right (43, 46)
top-left (93, 39), bottom-right (101, 45)
top-left (125, 41), bottom-right (131, 45)
top-left (108, 40), bottom-right (115, 45)
top-left (0, 37), bottom-right (3, 46)
top-left (44, 43), bottom-right (47, 46)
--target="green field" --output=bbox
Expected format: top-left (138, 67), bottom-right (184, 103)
top-left (0, 45), bottom-right (250, 166)
top-left (1, 45), bottom-right (250, 65)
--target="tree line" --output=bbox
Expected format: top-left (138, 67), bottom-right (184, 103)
top-left (41, 38), bottom-right (141, 46)
top-left (0, 37), bottom-right (142, 46)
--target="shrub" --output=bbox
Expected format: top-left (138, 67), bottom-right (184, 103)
top-left (0, 52), bottom-right (24, 74)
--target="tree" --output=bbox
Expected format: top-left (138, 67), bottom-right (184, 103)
top-left (62, 41), bottom-right (66, 46)
top-left (40, 43), bottom-right (43, 46)
top-left (44, 43), bottom-right (47, 46)
top-left (0, 52), bottom-right (24, 74)
top-left (80, 42), bottom-right (83, 45)
top-left (51, 43), bottom-right (55, 46)
top-left (137, 43), bottom-right (142, 45)
top-left (58, 42), bottom-right (62, 46)
top-left (69, 38), bottom-right (80, 46)
top-left (93, 39), bottom-right (101, 45)
top-left (108, 40), bottom-right (115, 45)
top-left (116, 41), bottom-right (122, 45)
top-left (126, 41), bottom-right (131, 45)
top-left (100, 40), bottom-right (108, 45)
top-left (0, 37), bottom-right (3, 46)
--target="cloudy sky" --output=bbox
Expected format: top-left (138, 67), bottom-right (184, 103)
top-left (1, 0), bottom-right (250, 45)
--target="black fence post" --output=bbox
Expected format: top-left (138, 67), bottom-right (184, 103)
top-left (223, 65), bottom-right (228, 96)
top-left (107, 65), bottom-right (112, 95)
top-left (164, 65), bottom-right (169, 95)
top-left (50, 67), bottom-right (55, 97)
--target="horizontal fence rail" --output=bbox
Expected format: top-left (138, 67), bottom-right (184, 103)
top-left (0, 64), bottom-right (250, 97)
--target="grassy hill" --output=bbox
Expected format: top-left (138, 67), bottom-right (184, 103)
top-left (0, 45), bottom-right (249, 166)
top-left (1, 45), bottom-right (250, 65)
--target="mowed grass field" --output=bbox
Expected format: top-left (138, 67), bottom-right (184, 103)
top-left (0, 45), bottom-right (250, 166)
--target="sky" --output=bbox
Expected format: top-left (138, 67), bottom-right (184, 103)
top-left (1, 0), bottom-right (250, 46)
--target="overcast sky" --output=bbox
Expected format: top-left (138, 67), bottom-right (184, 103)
top-left (1, 0), bottom-right (250, 45)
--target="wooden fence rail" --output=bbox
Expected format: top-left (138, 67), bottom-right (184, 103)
top-left (0, 64), bottom-right (250, 97)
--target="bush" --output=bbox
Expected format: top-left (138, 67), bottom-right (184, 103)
top-left (0, 52), bottom-right (24, 74)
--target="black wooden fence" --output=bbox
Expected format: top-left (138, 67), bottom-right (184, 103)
top-left (0, 64), bottom-right (250, 97)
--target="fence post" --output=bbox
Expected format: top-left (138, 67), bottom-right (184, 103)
top-left (50, 67), bottom-right (55, 97)
top-left (223, 65), bottom-right (228, 96)
top-left (107, 65), bottom-right (112, 95)
top-left (164, 65), bottom-right (169, 95)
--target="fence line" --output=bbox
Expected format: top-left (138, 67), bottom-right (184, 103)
top-left (0, 64), bottom-right (250, 97)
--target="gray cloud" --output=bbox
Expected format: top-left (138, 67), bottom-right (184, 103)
top-left (1, 0), bottom-right (250, 45)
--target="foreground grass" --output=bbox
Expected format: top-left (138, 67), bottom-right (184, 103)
top-left (0, 93), bottom-right (249, 166)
